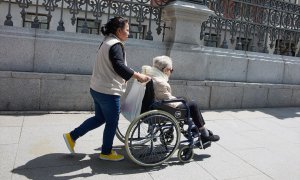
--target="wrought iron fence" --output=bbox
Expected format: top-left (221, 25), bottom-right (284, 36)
top-left (3, 0), bottom-right (300, 50)
top-left (3, 0), bottom-right (169, 40)
top-left (200, 0), bottom-right (300, 56)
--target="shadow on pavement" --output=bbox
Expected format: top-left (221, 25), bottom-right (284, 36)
top-left (11, 146), bottom-right (211, 180)
top-left (258, 107), bottom-right (300, 119)
top-left (215, 107), bottom-right (300, 120)
top-left (11, 152), bottom-right (162, 180)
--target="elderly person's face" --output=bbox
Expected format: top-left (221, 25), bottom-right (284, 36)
top-left (163, 66), bottom-right (173, 77)
top-left (153, 56), bottom-right (173, 77)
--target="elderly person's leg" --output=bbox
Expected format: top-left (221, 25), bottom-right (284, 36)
top-left (186, 101), bottom-right (205, 128)
top-left (179, 101), bottom-right (220, 142)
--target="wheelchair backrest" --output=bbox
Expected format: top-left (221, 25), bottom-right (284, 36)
top-left (140, 80), bottom-right (155, 114)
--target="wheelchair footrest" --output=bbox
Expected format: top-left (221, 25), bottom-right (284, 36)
top-left (195, 140), bottom-right (211, 149)
top-left (202, 141), bottom-right (211, 149)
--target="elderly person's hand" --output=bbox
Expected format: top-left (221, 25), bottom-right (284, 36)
top-left (133, 72), bottom-right (151, 83)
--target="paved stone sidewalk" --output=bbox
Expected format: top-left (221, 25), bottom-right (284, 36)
top-left (1, 107), bottom-right (300, 180)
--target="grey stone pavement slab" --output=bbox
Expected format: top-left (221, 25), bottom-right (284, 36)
top-left (0, 107), bottom-right (300, 180)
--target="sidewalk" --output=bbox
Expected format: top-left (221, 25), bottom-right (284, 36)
top-left (1, 107), bottom-right (300, 180)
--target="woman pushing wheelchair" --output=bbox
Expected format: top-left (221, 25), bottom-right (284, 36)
top-left (142, 55), bottom-right (220, 143)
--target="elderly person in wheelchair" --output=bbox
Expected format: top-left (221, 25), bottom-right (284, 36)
top-left (121, 55), bottom-right (220, 166)
top-left (142, 55), bottom-right (220, 142)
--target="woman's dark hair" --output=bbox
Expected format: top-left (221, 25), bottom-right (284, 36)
top-left (101, 16), bottom-right (128, 36)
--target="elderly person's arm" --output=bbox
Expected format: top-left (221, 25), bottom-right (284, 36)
top-left (154, 79), bottom-right (182, 108)
top-left (154, 79), bottom-right (177, 100)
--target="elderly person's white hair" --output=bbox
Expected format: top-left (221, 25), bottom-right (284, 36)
top-left (152, 55), bottom-right (172, 72)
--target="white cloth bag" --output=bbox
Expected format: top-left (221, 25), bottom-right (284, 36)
top-left (121, 80), bottom-right (146, 122)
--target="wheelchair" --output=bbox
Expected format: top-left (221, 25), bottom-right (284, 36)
top-left (116, 80), bottom-right (212, 166)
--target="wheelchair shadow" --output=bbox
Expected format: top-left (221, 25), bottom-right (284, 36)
top-left (11, 146), bottom-right (211, 179)
top-left (166, 153), bottom-right (211, 166)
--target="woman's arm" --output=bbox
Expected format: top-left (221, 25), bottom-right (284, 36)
top-left (109, 43), bottom-right (150, 83)
top-left (132, 72), bottom-right (150, 83)
top-left (109, 43), bottom-right (134, 81)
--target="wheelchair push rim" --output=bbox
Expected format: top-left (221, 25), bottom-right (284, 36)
top-left (116, 122), bottom-right (130, 143)
top-left (125, 110), bottom-right (181, 166)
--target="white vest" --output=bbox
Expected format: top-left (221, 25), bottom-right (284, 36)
top-left (90, 36), bottom-right (127, 96)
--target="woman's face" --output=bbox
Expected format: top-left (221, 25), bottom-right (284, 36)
top-left (116, 22), bottom-right (129, 42)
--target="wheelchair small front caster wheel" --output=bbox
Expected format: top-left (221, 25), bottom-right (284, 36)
top-left (178, 145), bottom-right (194, 163)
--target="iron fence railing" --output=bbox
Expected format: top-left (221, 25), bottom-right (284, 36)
top-left (3, 0), bottom-right (300, 53)
top-left (200, 0), bottom-right (300, 56)
top-left (3, 0), bottom-right (169, 40)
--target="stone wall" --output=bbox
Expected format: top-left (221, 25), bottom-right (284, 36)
top-left (1, 71), bottom-right (299, 111)
top-left (0, 71), bottom-right (92, 111)
top-left (1, 25), bottom-right (300, 110)
top-left (1, 25), bottom-right (300, 84)
top-left (0, 26), bottom-right (166, 74)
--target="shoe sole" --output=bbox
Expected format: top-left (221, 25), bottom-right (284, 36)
top-left (63, 134), bottom-right (75, 153)
top-left (99, 156), bottom-right (124, 161)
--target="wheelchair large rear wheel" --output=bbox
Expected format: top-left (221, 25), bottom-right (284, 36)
top-left (125, 110), bottom-right (181, 166)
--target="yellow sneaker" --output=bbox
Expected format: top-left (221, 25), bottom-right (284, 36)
top-left (99, 150), bottom-right (124, 161)
top-left (63, 133), bottom-right (75, 153)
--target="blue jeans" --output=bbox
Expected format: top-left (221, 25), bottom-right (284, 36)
top-left (70, 88), bottom-right (120, 155)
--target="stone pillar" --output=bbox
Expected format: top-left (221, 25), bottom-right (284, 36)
top-left (161, 1), bottom-right (214, 81)
top-left (162, 1), bottom-right (214, 45)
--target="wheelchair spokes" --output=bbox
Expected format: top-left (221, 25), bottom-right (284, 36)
top-left (116, 117), bottom-right (131, 143)
top-left (125, 110), bottom-right (180, 166)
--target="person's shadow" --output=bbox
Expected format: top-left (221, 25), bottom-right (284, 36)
top-left (11, 146), bottom-right (210, 179)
